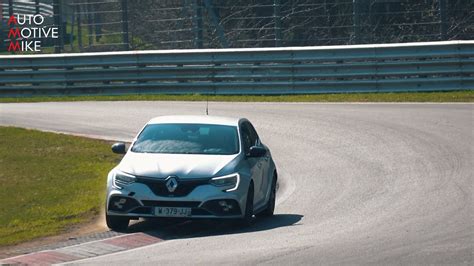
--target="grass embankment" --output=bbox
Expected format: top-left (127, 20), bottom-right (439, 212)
top-left (0, 127), bottom-right (120, 247)
top-left (0, 91), bottom-right (472, 103)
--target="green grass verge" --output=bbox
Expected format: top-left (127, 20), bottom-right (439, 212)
top-left (0, 91), bottom-right (472, 103)
top-left (0, 127), bottom-right (120, 247)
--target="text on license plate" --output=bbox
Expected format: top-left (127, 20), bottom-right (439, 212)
top-left (155, 207), bottom-right (191, 217)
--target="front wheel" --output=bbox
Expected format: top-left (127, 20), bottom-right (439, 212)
top-left (106, 213), bottom-right (129, 231)
top-left (237, 184), bottom-right (254, 226)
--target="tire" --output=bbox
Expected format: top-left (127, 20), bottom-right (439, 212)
top-left (259, 176), bottom-right (276, 217)
top-left (238, 183), bottom-right (254, 226)
top-left (106, 213), bottom-right (129, 231)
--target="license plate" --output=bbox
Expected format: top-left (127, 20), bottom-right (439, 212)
top-left (154, 207), bottom-right (191, 217)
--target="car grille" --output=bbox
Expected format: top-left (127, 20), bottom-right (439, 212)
top-left (136, 177), bottom-right (209, 197)
top-left (141, 200), bottom-right (201, 208)
top-left (132, 207), bottom-right (153, 214)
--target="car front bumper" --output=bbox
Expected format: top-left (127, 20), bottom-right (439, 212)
top-left (106, 176), bottom-right (249, 219)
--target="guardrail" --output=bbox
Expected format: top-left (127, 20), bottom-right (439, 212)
top-left (0, 40), bottom-right (473, 97)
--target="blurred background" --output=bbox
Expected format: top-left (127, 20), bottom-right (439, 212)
top-left (1, 0), bottom-right (473, 53)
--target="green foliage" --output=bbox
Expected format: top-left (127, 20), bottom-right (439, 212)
top-left (0, 91), bottom-right (472, 103)
top-left (0, 127), bottom-right (120, 246)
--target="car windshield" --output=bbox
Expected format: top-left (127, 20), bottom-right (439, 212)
top-left (131, 123), bottom-right (239, 155)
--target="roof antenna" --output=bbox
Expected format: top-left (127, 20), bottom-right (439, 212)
top-left (205, 93), bottom-right (209, 115)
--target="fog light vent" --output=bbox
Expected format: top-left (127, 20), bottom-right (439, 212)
top-left (218, 200), bottom-right (234, 212)
top-left (202, 199), bottom-right (241, 216)
top-left (108, 196), bottom-right (140, 212)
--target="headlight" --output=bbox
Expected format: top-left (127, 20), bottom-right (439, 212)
top-left (210, 173), bottom-right (240, 192)
top-left (114, 171), bottom-right (136, 187)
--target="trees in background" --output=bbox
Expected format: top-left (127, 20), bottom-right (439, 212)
top-left (2, 0), bottom-right (472, 52)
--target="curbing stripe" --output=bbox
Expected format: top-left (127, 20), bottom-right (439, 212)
top-left (0, 251), bottom-right (80, 265)
top-left (0, 233), bottom-right (163, 265)
top-left (102, 233), bottom-right (162, 249)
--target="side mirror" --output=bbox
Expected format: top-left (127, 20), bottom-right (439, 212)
top-left (111, 142), bottom-right (126, 154)
top-left (247, 146), bottom-right (266, 157)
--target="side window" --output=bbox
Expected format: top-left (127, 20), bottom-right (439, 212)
top-left (240, 122), bottom-right (253, 154)
top-left (247, 122), bottom-right (259, 146)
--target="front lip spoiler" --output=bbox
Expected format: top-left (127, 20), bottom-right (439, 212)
top-left (107, 210), bottom-right (243, 219)
top-left (107, 202), bottom-right (243, 218)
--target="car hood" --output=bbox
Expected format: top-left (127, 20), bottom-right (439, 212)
top-left (117, 152), bottom-right (239, 179)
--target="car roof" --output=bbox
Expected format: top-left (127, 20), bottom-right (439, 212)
top-left (147, 115), bottom-right (242, 126)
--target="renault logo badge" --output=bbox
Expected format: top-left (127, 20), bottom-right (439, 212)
top-left (165, 176), bottom-right (178, 192)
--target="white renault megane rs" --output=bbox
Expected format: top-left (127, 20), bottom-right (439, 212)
top-left (105, 115), bottom-right (277, 231)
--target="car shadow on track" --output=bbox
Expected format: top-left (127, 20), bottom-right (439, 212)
top-left (123, 214), bottom-right (303, 240)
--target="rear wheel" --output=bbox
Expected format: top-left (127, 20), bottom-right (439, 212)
top-left (259, 176), bottom-right (276, 217)
top-left (106, 213), bottom-right (129, 231)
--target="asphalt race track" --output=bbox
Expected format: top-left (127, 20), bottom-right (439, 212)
top-left (0, 102), bottom-right (472, 265)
